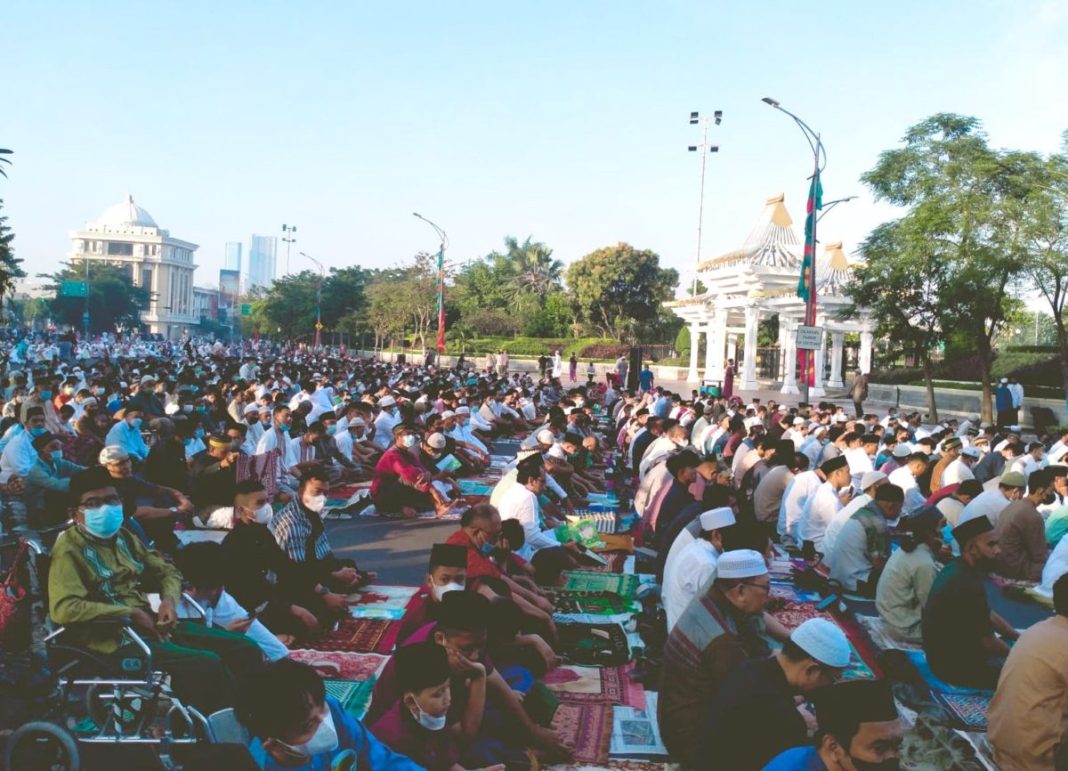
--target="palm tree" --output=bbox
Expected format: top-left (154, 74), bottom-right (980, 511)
top-left (501, 235), bottom-right (563, 310)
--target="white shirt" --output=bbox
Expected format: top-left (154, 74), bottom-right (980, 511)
top-left (797, 481), bottom-right (843, 552)
top-left (498, 483), bottom-right (559, 561)
top-left (0, 430), bottom-right (36, 483)
top-left (640, 436), bottom-right (681, 480)
top-left (888, 466), bottom-right (925, 515)
top-left (937, 496), bottom-right (966, 527)
top-left (959, 488), bottom-right (1012, 527)
top-left (177, 590), bottom-right (287, 661)
top-left (779, 470), bottom-right (823, 542)
top-left (942, 458), bottom-right (976, 486)
top-left (844, 447), bottom-right (874, 492)
top-left (829, 516), bottom-right (878, 591)
top-left (663, 539), bottom-right (720, 632)
top-left (1037, 534), bottom-right (1068, 598)
top-left (823, 493), bottom-right (873, 556)
top-left (255, 426), bottom-right (300, 482)
top-left (372, 409), bottom-right (400, 449)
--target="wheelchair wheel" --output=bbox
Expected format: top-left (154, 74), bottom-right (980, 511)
top-left (4, 720), bottom-right (80, 771)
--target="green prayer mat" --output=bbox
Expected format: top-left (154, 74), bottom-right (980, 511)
top-left (323, 677), bottom-right (377, 721)
top-left (560, 570), bottom-right (638, 600)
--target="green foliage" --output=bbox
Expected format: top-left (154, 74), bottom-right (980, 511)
top-left (522, 291), bottom-right (574, 337)
top-left (565, 243), bottom-right (679, 341)
top-left (0, 199), bottom-right (25, 298)
top-left (441, 336), bottom-right (615, 359)
top-left (674, 325), bottom-right (690, 355)
top-left (465, 308), bottom-right (522, 337)
top-left (46, 261), bottom-right (148, 333)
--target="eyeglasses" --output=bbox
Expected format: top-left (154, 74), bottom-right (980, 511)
top-left (740, 581), bottom-right (771, 593)
top-left (80, 494), bottom-right (122, 508)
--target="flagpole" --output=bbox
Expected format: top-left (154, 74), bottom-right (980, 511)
top-left (412, 213), bottom-right (449, 355)
top-left (762, 98), bottom-right (826, 405)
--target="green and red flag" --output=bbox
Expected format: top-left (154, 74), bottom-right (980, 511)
top-left (797, 174), bottom-right (823, 304)
top-left (436, 246), bottom-right (446, 353)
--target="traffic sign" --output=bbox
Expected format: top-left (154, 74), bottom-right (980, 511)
top-left (241, 304), bottom-right (251, 317)
top-left (315, 322), bottom-right (324, 330)
top-left (796, 325), bottom-right (824, 351)
top-left (61, 280), bottom-right (88, 298)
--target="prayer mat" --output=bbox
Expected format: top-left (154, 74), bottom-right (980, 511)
top-left (855, 614), bottom-right (922, 652)
top-left (570, 511), bottom-right (619, 534)
top-left (310, 617), bottom-right (402, 654)
top-left (899, 715), bottom-right (989, 771)
top-left (551, 701), bottom-right (613, 764)
top-left (769, 600), bottom-right (836, 631)
top-left (840, 639), bottom-right (878, 682)
top-left (347, 585), bottom-right (419, 621)
top-left (769, 582), bottom-right (822, 603)
top-left (325, 486), bottom-right (371, 512)
top-left (458, 479), bottom-right (494, 496)
top-left (904, 651), bottom-right (994, 696)
top-left (286, 650), bottom-right (388, 681)
top-left (551, 594), bottom-right (639, 617)
top-left (837, 614), bottom-right (884, 680)
top-left (237, 451), bottom-right (278, 499)
top-left (932, 692), bottom-right (990, 730)
top-left (557, 623), bottom-right (630, 666)
top-left (323, 677), bottom-right (377, 721)
top-left (547, 763), bottom-right (680, 771)
top-left (543, 664), bottom-right (644, 708)
top-left (593, 534), bottom-right (633, 553)
top-left (560, 571), bottom-right (638, 600)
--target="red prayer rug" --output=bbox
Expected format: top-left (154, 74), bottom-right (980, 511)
top-left (542, 663), bottom-right (645, 709)
top-left (308, 617), bottom-right (402, 654)
top-left (551, 700), bottom-right (613, 763)
top-left (286, 649), bottom-right (388, 681)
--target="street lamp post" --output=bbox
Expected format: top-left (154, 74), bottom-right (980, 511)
top-left (687, 110), bottom-right (722, 296)
top-left (412, 212), bottom-right (449, 355)
top-left (299, 251), bottom-right (325, 350)
top-left (762, 97), bottom-right (826, 404)
top-left (282, 224), bottom-right (298, 275)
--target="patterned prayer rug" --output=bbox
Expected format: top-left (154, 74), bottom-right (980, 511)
top-left (557, 622), bottom-right (630, 666)
top-left (323, 677), bottom-right (377, 721)
top-left (551, 701), bottom-right (613, 764)
top-left (458, 479), bottom-right (494, 496)
top-left (347, 585), bottom-right (419, 621)
top-left (593, 533), bottom-right (633, 553)
top-left (769, 600), bottom-right (837, 631)
top-left (560, 571), bottom-right (638, 599)
top-left (551, 594), bottom-right (640, 617)
top-left (543, 664), bottom-right (644, 708)
top-left (286, 649), bottom-right (388, 681)
top-left (855, 613), bottom-right (923, 652)
top-left (932, 692), bottom-right (990, 730)
top-left (310, 618), bottom-right (402, 654)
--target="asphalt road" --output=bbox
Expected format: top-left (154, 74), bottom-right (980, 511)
top-left (327, 514), bottom-right (457, 586)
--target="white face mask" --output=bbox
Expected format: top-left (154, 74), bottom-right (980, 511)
top-left (252, 503), bottom-right (273, 525)
top-left (278, 709), bottom-right (339, 758)
top-left (431, 581), bottom-right (463, 601)
top-left (303, 494), bottom-right (326, 513)
top-left (410, 701), bottom-right (447, 732)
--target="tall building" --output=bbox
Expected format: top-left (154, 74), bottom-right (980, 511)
top-left (223, 241), bottom-right (243, 273)
top-left (69, 193), bottom-right (198, 339)
top-left (247, 235), bottom-right (277, 290)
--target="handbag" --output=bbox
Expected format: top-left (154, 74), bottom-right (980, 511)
top-left (0, 540), bottom-right (29, 649)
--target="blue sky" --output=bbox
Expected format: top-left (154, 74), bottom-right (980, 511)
top-left (3, 1), bottom-right (1066, 294)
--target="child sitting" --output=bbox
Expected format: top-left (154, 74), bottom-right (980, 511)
top-left (371, 642), bottom-right (503, 771)
top-left (176, 541), bottom-right (289, 661)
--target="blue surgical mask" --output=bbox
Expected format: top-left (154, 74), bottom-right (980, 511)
top-left (29, 427), bottom-right (46, 437)
top-left (279, 423), bottom-right (290, 434)
top-left (479, 541), bottom-right (495, 556)
top-left (326, 425), bottom-right (337, 436)
top-left (194, 427), bottom-right (205, 439)
top-left (40, 390), bottom-right (52, 400)
top-left (129, 417), bottom-right (142, 430)
top-left (83, 503), bottom-right (124, 539)
top-left (50, 450), bottom-right (63, 463)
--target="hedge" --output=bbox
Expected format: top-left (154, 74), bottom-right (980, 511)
top-left (442, 336), bottom-right (618, 359)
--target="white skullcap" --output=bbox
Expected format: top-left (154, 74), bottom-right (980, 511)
top-left (1008, 425), bottom-right (1021, 433)
top-left (426, 432), bottom-right (447, 449)
top-left (243, 403), bottom-right (259, 415)
top-left (962, 446), bottom-right (981, 459)
top-left (716, 549), bottom-right (768, 579)
top-left (744, 417), bottom-right (762, 430)
top-left (441, 410), bottom-right (456, 419)
top-left (792, 417), bottom-right (806, 426)
top-left (833, 414), bottom-right (848, 423)
top-left (164, 402), bottom-right (180, 415)
top-left (699, 506), bottom-right (736, 532)
top-left (892, 444), bottom-right (911, 458)
top-left (81, 397), bottom-right (97, 407)
top-left (914, 427), bottom-right (931, 441)
top-left (969, 414), bottom-right (981, 422)
top-left (140, 374), bottom-right (155, 385)
top-left (790, 618), bottom-right (851, 668)
top-left (860, 470), bottom-right (887, 490)
top-left (378, 395), bottom-right (396, 407)
top-left (99, 445), bottom-right (130, 465)
top-left (456, 406), bottom-right (471, 415)
top-left (536, 429), bottom-right (556, 445)
top-left (349, 417), bottom-right (366, 428)
top-left (516, 448), bottom-right (540, 461)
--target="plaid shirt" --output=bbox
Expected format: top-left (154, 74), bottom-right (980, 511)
top-left (268, 499), bottom-right (332, 564)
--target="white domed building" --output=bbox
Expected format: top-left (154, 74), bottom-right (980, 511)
top-left (69, 194), bottom-right (199, 339)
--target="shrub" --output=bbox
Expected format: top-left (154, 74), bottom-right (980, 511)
top-left (674, 326), bottom-right (690, 355)
top-left (577, 343), bottom-right (630, 360)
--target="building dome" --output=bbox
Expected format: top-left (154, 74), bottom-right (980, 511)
top-left (94, 193), bottom-right (158, 229)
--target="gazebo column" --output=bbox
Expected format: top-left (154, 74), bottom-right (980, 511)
top-left (726, 334), bottom-right (737, 366)
top-left (811, 326), bottom-right (826, 398)
top-left (686, 322), bottom-right (701, 383)
top-left (705, 308), bottom-right (727, 383)
top-left (859, 327), bottom-right (874, 374)
top-left (827, 332), bottom-right (845, 388)
top-left (703, 320), bottom-right (717, 382)
top-left (739, 304), bottom-right (759, 391)
top-left (781, 318), bottom-right (799, 395)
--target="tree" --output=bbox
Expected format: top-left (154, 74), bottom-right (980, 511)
top-left (843, 220), bottom-right (947, 419)
top-left (255, 271), bottom-right (322, 339)
top-left (0, 199), bottom-right (24, 299)
top-left (365, 273), bottom-right (410, 350)
top-left (46, 261), bottom-right (149, 333)
top-left (862, 114), bottom-right (1029, 421)
top-left (565, 243), bottom-right (679, 341)
top-left (499, 235), bottom-right (563, 312)
top-left (1016, 138), bottom-right (1068, 411)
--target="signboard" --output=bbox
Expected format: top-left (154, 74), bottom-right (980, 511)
top-left (219, 269), bottom-right (240, 302)
top-left (61, 280), bottom-right (88, 298)
top-left (241, 304), bottom-right (251, 317)
top-left (796, 325), bottom-right (824, 351)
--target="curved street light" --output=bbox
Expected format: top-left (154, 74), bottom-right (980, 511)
top-left (413, 213), bottom-right (449, 354)
top-left (299, 251), bottom-right (325, 350)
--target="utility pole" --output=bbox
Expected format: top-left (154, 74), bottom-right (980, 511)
top-left (688, 109), bottom-right (722, 296)
top-left (282, 224), bottom-right (297, 275)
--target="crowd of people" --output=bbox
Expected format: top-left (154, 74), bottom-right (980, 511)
top-left (3, 329), bottom-right (1068, 769)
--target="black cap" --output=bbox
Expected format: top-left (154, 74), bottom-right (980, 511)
top-left (953, 515), bottom-right (993, 546)
top-left (906, 505), bottom-right (943, 533)
top-left (67, 466), bottom-right (116, 508)
top-left (31, 431), bottom-right (57, 451)
top-left (436, 590), bottom-right (489, 635)
top-left (429, 543), bottom-right (467, 570)
top-left (394, 640), bottom-right (451, 694)
top-left (813, 680), bottom-right (898, 736)
top-left (820, 455), bottom-right (849, 475)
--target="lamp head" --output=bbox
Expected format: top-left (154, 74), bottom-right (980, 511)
top-left (714, 110), bottom-right (723, 125)
top-left (762, 97), bottom-right (780, 107)
top-left (689, 111), bottom-right (699, 124)
top-left (710, 146), bottom-right (720, 153)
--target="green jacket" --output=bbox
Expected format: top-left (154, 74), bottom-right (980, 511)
top-left (48, 525), bottom-right (182, 653)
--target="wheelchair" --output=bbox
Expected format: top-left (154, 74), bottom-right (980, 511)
top-left (0, 526), bottom-right (253, 771)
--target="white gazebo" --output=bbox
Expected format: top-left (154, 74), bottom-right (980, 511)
top-left (664, 194), bottom-right (873, 397)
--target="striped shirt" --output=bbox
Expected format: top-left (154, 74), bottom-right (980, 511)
top-left (268, 499), bottom-right (332, 564)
